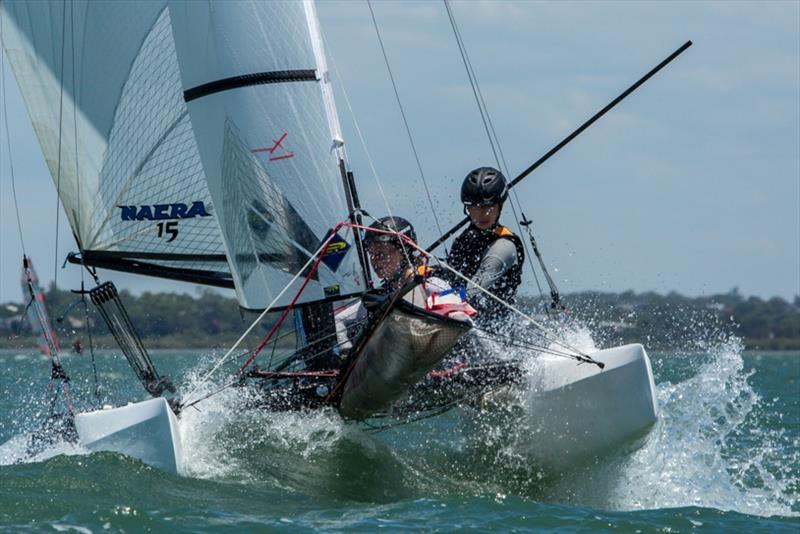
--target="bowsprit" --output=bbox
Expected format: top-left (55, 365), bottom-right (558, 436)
top-left (118, 201), bottom-right (212, 221)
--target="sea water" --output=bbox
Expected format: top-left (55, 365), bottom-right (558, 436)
top-left (0, 341), bottom-right (797, 532)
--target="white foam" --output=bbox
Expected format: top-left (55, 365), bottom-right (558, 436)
top-left (540, 339), bottom-right (798, 517)
top-left (0, 432), bottom-right (86, 466)
top-left (175, 357), bottom-right (352, 482)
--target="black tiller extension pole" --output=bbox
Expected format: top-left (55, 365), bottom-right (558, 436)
top-left (426, 40), bottom-right (693, 253)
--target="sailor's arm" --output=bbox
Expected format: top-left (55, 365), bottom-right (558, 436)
top-left (465, 238), bottom-right (518, 297)
top-left (334, 300), bottom-right (367, 352)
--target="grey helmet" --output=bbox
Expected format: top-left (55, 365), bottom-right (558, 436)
top-left (363, 216), bottom-right (417, 247)
top-left (460, 166), bottom-right (509, 206)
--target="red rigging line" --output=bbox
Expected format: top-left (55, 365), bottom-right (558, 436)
top-left (235, 221), bottom-right (426, 376)
top-left (236, 221), bottom-right (349, 374)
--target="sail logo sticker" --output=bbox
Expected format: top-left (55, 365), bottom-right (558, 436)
top-left (118, 201), bottom-right (211, 221)
top-left (320, 231), bottom-right (350, 272)
top-left (251, 131), bottom-right (294, 161)
top-left (323, 284), bottom-right (341, 297)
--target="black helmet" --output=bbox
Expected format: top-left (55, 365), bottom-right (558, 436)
top-left (363, 216), bottom-right (417, 247)
top-left (460, 166), bottom-right (508, 206)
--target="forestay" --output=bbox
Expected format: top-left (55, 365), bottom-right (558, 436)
top-left (1, 1), bottom-right (231, 287)
top-left (168, 0), bottom-right (366, 310)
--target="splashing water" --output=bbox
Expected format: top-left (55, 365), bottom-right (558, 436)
top-left (164, 309), bottom-right (797, 516)
top-left (616, 342), bottom-right (796, 515)
top-left (1, 306), bottom-right (797, 520)
top-left (440, 304), bottom-right (799, 517)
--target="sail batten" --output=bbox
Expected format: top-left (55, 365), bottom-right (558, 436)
top-left (184, 69), bottom-right (318, 102)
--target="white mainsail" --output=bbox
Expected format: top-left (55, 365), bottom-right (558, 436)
top-left (168, 0), bottom-right (366, 310)
top-left (1, 1), bottom-right (231, 286)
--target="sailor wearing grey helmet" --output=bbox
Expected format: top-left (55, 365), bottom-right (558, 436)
top-left (448, 167), bottom-right (525, 318)
top-left (361, 216), bottom-right (417, 285)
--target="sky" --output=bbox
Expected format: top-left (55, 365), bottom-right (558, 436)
top-left (1, 0), bottom-right (798, 304)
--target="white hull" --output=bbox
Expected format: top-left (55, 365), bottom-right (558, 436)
top-left (484, 343), bottom-right (658, 471)
top-left (70, 345), bottom-right (654, 476)
top-left (74, 398), bottom-right (183, 475)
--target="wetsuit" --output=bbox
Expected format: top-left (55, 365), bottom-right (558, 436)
top-left (447, 224), bottom-right (524, 318)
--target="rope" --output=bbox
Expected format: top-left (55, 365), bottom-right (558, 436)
top-left (234, 239), bottom-right (331, 375)
top-left (1, 15), bottom-right (27, 256)
top-left (1, 12), bottom-right (73, 412)
top-left (180, 232), bottom-right (340, 407)
top-left (81, 291), bottom-right (100, 400)
top-left (347, 222), bottom-right (590, 359)
top-left (442, 0), bottom-right (546, 307)
top-left (53, 0), bottom-right (68, 288)
top-left (366, 0), bottom-right (445, 241)
top-left (184, 219), bottom-right (595, 411)
top-left (472, 327), bottom-right (600, 367)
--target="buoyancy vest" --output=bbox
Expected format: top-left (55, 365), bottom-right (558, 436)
top-left (447, 224), bottom-right (525, 314)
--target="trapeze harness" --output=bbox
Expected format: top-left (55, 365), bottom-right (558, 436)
top-left (447, 224), bottom-right (525, 316)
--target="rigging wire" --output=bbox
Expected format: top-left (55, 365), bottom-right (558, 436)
top-left (435, 255), bottom-right (590, 359)
top-left (471, 327), bottom-right (588, 362)
top-left (347, 222), bottom-right (593, 360)
top-left (319, 22), bottom-right (414, 269)
top-left (442, 0), bottom-right (550, 310)
top-left (1, 14), bottom-right (27, 257)
top-left (2, 23), bottom-right (72, 406)
top-left (181, 236), bottom-right (337, 407)
top-left (53, 0), bottom-right (68, 289)
top-left (1, 14), bottom-right (59, 366)
top-left (68, 0), bottom-right (99, 399)
top-left (184, 220), bottom-right (598, 410)
top-left (366, 0), bottom-right (446, 243)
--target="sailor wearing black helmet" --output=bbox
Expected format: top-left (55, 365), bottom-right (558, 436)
top-left (448, 167), bottom-right (525, 318)
top-left (335, 216), bottom-right (456, 353)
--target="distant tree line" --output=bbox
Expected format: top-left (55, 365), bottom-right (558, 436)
top-left (0, 284), bottom-right (271, 350)
top-left (519, 287), bottom-right (800, 350)
top-left (1, 285), bottom-right (798, 351)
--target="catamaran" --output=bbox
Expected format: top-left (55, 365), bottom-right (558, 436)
top-left (1, 0), bottom-right (682, 475)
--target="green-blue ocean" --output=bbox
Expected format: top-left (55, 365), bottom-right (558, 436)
top-left (1, 341), bottom-right (798, 532)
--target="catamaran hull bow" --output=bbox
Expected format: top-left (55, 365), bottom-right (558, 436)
top-left (74, 398), bottom-right (183, 475)
top-left (480, 343), bottom-right (658, 471)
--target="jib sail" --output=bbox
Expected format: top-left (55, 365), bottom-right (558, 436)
top-left (168, 0), bottom-right (367, 310)
top-left (1, 1), bottom-right (231, 287)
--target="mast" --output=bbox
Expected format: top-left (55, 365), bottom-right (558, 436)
top-left (300, 0), bottom-right (370, 363)
top-left (304, 0), bottom-right (371, 287)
